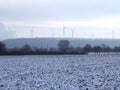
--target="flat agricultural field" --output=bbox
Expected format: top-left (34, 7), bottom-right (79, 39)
top-left (0, 55), bottom-right (120, 90)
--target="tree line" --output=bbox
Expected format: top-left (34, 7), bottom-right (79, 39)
top-left (0, 40), bottom-right (120, 55)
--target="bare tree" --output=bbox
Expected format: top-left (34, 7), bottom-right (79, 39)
top-left (0, 41), bottom-right (6, 54)
top-left (22, 44), bottom-right (32, 53)
top-left (83, 44), bottom-right (92, 54)
top-left (58, 40), bottom-right (70, 52)
top-left (92, 46), bottom-right (102, 54)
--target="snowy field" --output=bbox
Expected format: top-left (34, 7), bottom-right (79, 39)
top-left (0, 55), bottom-right (120, 90)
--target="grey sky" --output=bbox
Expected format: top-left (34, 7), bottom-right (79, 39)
top-left (1, 0), bottom-right (120, 21)
top-left (0, 0), bottom-right (120, 39)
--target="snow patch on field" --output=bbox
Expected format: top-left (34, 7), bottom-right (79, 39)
top-left (0, 55), bottom-right (120, 90)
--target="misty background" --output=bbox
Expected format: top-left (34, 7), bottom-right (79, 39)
top-left (1, 0), bottom-right (120, 40)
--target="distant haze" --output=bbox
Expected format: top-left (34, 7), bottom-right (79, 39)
top-left (3, 38), bottom-right (120, 49)
top-left (1, 0), bottom-right (120, 40)
top-left (0, 23), bottom-right (15, 40)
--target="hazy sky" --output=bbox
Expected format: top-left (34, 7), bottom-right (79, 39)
top-left (1, 0), bottom-right (120, 39)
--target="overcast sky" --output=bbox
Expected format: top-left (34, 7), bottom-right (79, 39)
top-left (1, 0), bottom-right (120, 40)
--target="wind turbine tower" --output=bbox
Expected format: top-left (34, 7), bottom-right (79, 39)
top-left (72, 29), bottom-right (74, 38)
top-left (63, 24), bottom-right (65, 38)
top-left (31, 27), bottom-right (34, 38)
top-left (112, 30), bottom-right (114, 39)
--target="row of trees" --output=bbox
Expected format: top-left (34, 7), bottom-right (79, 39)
top-left (0, 40), bottom-right (120, 55)
top-left (0, 41), bottom-right (6, 55)
top-left (57, 40), bottom-right (120, 54)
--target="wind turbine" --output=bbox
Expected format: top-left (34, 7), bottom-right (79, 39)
top-left (31, 27), bottom-right (34, 38)
top-left (71, 29), bottom-right (74, 38)
top-left (112, 30), bottom-right (114, 39)
top-left (63, 24), bottom-right (65, 38)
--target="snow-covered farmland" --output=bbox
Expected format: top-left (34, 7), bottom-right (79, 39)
top-left (0, 55), bottom-right (120, 90)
